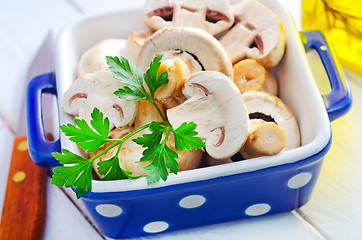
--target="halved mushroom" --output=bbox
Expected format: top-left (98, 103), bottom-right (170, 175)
top-left (219, 0), bottom-right (286, 68)
top-left (62, 70), bottom-right (137, 130)
top-left (120, 30), bottom-right (153, 64)
top-left (92, 100), bottom-right (203, 179)
top-left (143, 0), bottom-right (234, 35)
top-left (137, 27), bottom-right (233, 79)
top-left (233, 59), bottom-right (267, 93)
top-left (77, 39), bottom-right (127, 77)
top-left (167, 71), bottom-right (249, 159)
top-left (240, 119), bottom-right (287, 159)
top-left (242, 91), bottom-right (300, 150)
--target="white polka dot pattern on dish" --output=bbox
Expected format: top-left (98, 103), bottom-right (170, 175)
top-left (245, 203), bottom-right (271, 216)
top-left (143, 221), bottom-right (169, 233)
top-left (95, 204), bottom-right (122, 217)
top-left (179, 195), bottom-right (206, 209)
top-left (287, 172), bottom-right (312, 189)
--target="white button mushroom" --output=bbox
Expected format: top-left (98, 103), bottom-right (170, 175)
top-left (242, 91), bottom-right (300, 151)
top-left (62, 70), bottom-right (137, 130)
top-left (77, 39), bottom-right (127, 77)
top-left (143, 0), bottom-right (234, 35)
top-left (137, 27), bottom-right (233, 79)
top-left (219, 0), bottom-right (286, 68)
top-left (167, 71), bottom-right (249, 159)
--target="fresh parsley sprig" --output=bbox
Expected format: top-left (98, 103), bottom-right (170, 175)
top-left (51, 55), bottom-right (205, 198)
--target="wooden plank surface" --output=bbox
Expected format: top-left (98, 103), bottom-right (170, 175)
top-left (0, 125), bottom-right (15, 219)
top-left (0, 136), bottom-right (47, 240)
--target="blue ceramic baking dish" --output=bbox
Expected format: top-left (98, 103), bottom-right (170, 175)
top-left (26, 0), bottom-right (351, 239)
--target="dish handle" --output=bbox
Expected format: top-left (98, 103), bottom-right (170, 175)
top-left (26, 72), bottom-right (61, 167)
top-left (301, 30), bottom-right (352, 121)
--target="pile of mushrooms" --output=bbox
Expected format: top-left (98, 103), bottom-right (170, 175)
top-left (61, 0), bottom-right (301, 179)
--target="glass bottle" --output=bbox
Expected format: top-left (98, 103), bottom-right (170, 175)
top-left (302, 0), bottom-right (362, 75)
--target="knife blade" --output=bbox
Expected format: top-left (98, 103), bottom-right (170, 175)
top-left (0, 33), bottom-right (53, 240)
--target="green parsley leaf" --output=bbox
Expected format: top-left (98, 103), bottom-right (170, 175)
top-left (52, 149), bottom-right (87, 164)
top-left (60, 108), bottom-right (109, 153)
top-left (140, 142), bottom-right (179, 184)
top-left (144, 54), bottom-right (168, 97)
top-left (51, 150), bottom-right (93, 198)
top-left (97, 154), bottom-right (138, 181)
top-left (107, 56), bottom-right (147, 103)
top-left (90, 108), bottom-right (110, 138)
top-left (133, 121), bottom-right (165, 148)
top-left (172, 122), bottom-right (206, 151)
top-left (106, 56), bottom-right (143, 87)
top-left (114, 85), bottom-right (146, 102)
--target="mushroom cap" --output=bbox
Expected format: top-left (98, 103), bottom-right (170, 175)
top-left (77, 39), bottom-right (127, 77)
top-left (137, 27), bottom-right (233, 79)
top-left (62, 70), bottom-right (137, 130)
top-left (219, 0), bottom-right (286, 68)
top-left (167, 71), bottom-right (249, 159)
top-left (120, 30), bottom-right (153, 64)
top-left (143, 0), bottom-right (234, 35)
top-left (242, 91), bottom-right (300, 150)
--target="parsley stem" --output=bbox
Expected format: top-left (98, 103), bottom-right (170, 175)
top-left (90, 123), bottom-right (151, 161)
top-left (153, 101), bottom-right (168, 123)
top-left (145, 95), bottom-right (168, 123)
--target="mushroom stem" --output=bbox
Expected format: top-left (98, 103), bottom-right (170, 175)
top-left (240, 120), bottom-right (287, 159)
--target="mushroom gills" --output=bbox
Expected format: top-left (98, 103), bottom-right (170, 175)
top-left (147, 6), bottom-right (174, 21)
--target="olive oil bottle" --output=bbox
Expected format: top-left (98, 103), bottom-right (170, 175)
top-left (302, 0), bottom-right (362, 75)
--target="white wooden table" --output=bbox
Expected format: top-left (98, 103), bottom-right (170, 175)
top-left (1, 0), bottom-right (361, 239)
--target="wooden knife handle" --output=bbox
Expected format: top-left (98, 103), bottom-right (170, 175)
top-left (0, 136), bottom-right (47, 240)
